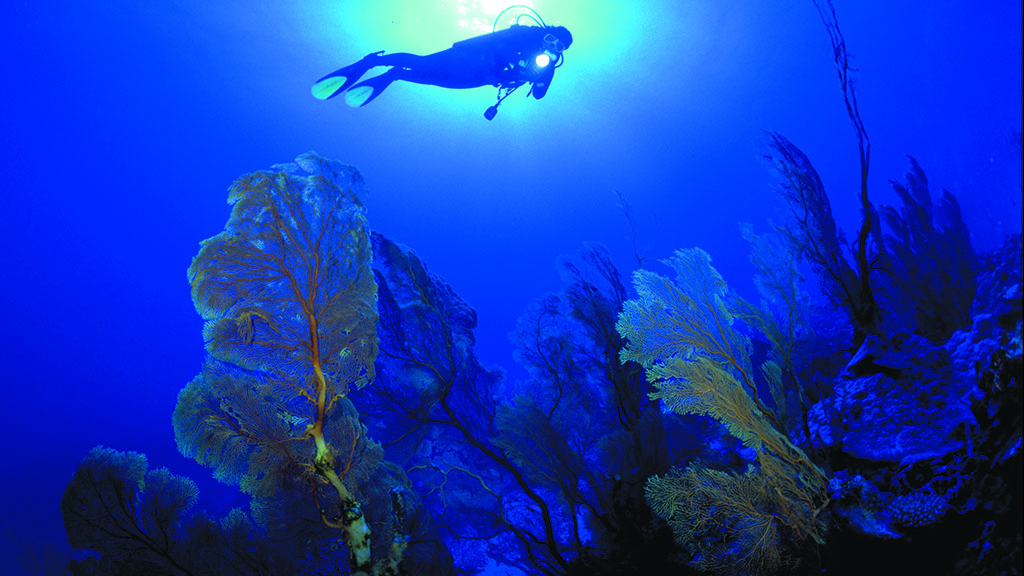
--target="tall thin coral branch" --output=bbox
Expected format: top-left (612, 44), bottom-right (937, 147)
top-left (812, 0), bottom-right (879, 344)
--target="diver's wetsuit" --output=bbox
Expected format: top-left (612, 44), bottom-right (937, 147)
top-left (312, 24), bottom-right (571, 107)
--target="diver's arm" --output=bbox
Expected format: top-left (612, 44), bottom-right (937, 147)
top-left (531, 65), bottom-right (555, 99)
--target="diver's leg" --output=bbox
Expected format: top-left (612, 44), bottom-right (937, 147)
top-left (371, 52), bottom-right (425, 68)
top-left (341, 52), bottom-right (447, 107)
top-left (329, 48), bottom-right (493, 106)
top-left (312, 51), bottom-right (444, 100)
top-left (377, 50), bottom-right (492, 88)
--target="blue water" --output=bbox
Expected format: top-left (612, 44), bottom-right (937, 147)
top-left (1, 1), bottom-right (1020, 574)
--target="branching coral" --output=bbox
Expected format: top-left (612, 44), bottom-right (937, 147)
top-left (62, 154), bottom-right (430, 575)
top-left (618, 248), bottom-right (829, 574)
top-left (739, 222), bottom-right (819, 442)
top-left (646, 465), bottom-right (783, 575)
top-left (175, 153), bottom-right (405, 575)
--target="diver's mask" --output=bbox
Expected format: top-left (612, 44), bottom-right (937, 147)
top-left (543, 33), bottom-right (566, 55)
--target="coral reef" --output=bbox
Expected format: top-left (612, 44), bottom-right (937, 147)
top-left (59, 142), bottom-right (1021, 576)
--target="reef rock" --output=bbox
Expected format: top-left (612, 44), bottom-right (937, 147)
top-left (809, 332), bottom-right (978, 464)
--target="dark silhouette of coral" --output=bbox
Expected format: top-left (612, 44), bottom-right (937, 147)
top-left (878, 157), bottom-right (976, 342)
top-left (359, 240), bottom-right (699, 574)
top-left (763, 132), bottom-right (881, 347)
top-left (61, 447), bottom-right (284, 575)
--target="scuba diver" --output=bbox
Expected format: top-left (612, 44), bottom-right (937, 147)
top-left (312, 7), bottom-right (572, 120)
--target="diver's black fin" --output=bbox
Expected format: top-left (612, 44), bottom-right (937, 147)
top-left (311, 52), bottom-right (384, 100)
top-left (311, 75), bottom-right (349, 100)
top-left (344, 72), bottom-right (398, 108)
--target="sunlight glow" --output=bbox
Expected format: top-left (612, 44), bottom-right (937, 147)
top-left (456, 0), bottom-right (537, 33)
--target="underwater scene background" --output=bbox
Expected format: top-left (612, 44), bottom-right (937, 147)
top-left (2, 1), bottom-right (1021, 574)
